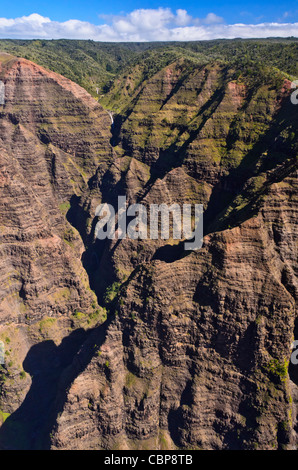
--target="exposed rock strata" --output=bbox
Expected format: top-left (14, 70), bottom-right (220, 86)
top-left (0, 55), bottom-right (297, 450)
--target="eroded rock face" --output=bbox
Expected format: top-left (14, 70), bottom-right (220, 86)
top-left (0, 57), bottom-right (112, 323)
top-left (49, 61), bottom-right (297, 450)
top-left (50, 174), bottom-right (297, 450)
top-left (0, 55), bottom-right (297, 450)
top-left (0, 56), bottom-right (113, 446)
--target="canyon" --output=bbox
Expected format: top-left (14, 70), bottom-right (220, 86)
top-left (0, 42), bottom-right (296, 450)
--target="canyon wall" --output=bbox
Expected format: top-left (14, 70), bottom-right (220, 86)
top-left (0, 53), bottom-right (297, 450)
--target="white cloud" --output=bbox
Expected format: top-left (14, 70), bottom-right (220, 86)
top-left (175, 9), bottom-right (193, 26)
top-left (203, 13), bottom-right (224, 25)
top-left (0, 9), bottom-right (297, 41)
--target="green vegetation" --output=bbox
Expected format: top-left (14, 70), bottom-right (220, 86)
top-left (58, 201), bottom-right (71, 214)
top-left (125, 371), bottom-right (137, 388)
top-left (264, 358), bottom-right (289, 382)
top-left (0, 409), bottom-right (10, 424)
top-left (0, 39), bottom-right (152, 96)
top-left (88, 306), bottom-right (107, 324)
top-left (63, 227), bottom-right (76, 247)
top-left (104, 282), bottom-right (121, 304)
top-left (72, 310), bottom-right (86, 320)
top-left (0, 38), bottom-right (297, 99)
top-left (38, 317), bottom-right (56, 335)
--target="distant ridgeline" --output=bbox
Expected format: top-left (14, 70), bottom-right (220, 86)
top-left (0, 38), bottom-right (297, 97)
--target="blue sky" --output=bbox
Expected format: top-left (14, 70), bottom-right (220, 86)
top-left (3, 0), bottom-right (298, 24)
top-left (0, 1), bottom-right (298, 40)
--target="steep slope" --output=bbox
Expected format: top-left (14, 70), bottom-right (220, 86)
top-left (0, 51), bottom-right (296, 451)
top-left (48, 59), bottom-right (297, 450)
top-left (51, 181), bottom-right (297, 450)
top-left (0, 54), bottom-right (113, 448)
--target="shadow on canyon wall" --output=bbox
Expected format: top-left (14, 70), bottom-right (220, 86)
top-left (0, 317), bottom-right (112, 450)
